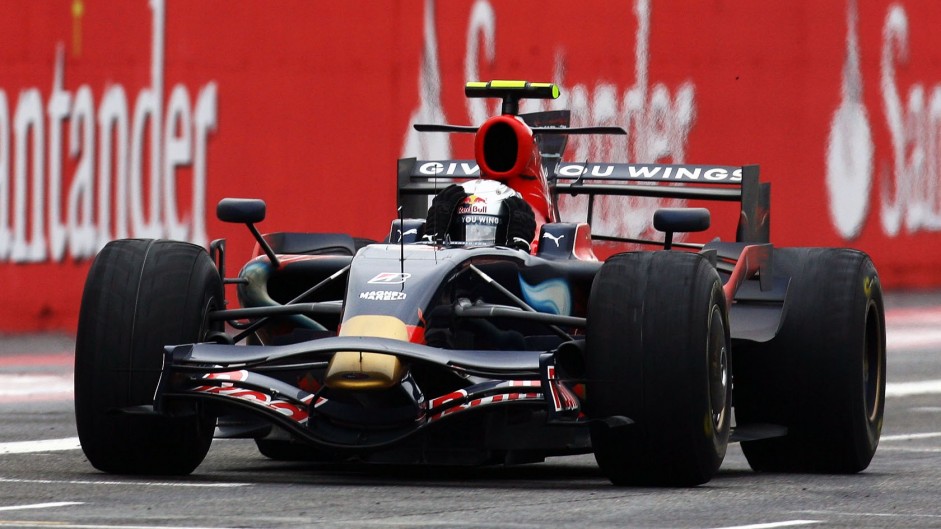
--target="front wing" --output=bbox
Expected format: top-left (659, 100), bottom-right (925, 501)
top-left (157, 337), bottom-right (585, 451)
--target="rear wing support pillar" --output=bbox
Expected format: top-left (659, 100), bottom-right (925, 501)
top-left (397, 158), bottom-right (433, 219)
top-left (736, 165), bottom-right (771, 244)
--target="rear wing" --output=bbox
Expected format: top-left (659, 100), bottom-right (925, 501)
top-left (397, 159), bottom-right (770, 244)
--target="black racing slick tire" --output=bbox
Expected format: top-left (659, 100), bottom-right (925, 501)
top-left (586, 251), bottom-right (732, 486)
top-left (74, 239), bottom-right (223, 475)
top-left (733, 248), bottom-right (885, 473)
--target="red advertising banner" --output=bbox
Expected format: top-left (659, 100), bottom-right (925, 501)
top-left (1, 0), bottom-right (940, 331)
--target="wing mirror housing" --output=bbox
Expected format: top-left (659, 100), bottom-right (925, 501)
top-left (217, 198), bottom-right (266, 224)
top-left (216, 198), bottom-right (279, 267)
top-left (653, 208), bottom-right (710, 250)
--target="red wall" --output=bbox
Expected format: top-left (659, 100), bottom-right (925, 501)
top-left (2, 0), bottom-right (940, 331)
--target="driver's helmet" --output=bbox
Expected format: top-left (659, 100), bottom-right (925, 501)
top-left (453, 179), bottom-right (519, 247)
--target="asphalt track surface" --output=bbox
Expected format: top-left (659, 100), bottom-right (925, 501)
top-left (1, 291), bottom-right (940, 528)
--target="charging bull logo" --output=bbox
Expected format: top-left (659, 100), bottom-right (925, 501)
top-left (459, 194), bottom-right (488, 214)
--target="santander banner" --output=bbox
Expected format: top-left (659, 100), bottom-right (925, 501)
top-left (1, 0), bottom-right (939, 331)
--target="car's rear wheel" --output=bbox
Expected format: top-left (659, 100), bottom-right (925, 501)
top-left (587, 251), bottom-right (731, 486)
top-left (75, 239), bottom-right (222, 475)
top-left (733, 248), bottom-right (885, 473)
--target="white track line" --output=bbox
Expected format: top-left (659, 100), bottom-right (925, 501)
top-left (885, 379), bottom-right (941, 397)
top-left (0, 374), bottom-right (73, 403)
top-left (798, 509), bottom-right (941, 519)
top-left (0, 477), bottom-right (249, 488)
top-left (0, 520), bottom-right (242, 529)
top-left (710, 520), bottom-right (821, 529)
top-left (880, 432), bottom-right (941, 442)
top-left (0, 501), bottom-right (83, 512)
top-left (886, 328), bottom-right (941, 350)
top-left (877, 446), bottom-right (941, 453)
top-left (0, 437), bottom-right (80, 455)
top-left (884, 306), bottom-right (941, 350)
top-left (885, 306), bottom-right (941, 325)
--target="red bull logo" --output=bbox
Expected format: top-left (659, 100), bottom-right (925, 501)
top-left (459, 194), bottom-right (488, 214)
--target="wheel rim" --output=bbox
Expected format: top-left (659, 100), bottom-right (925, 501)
top-left (708, 305), bottom-right (729, 432)
top-left (863, 299), bottom-right (884, 423)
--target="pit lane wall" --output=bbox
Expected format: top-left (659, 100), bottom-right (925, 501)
top-left (1, 0), bottom-right (940, 331)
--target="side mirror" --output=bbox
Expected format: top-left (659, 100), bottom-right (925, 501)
top-left (653, 208), bottom-right (710, 250)
top-left (216, 198), bottom-right (279, 267)
top-left (217, 198), bottom-right (266, 224)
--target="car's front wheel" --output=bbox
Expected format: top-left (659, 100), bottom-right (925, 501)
top-left (74, 239), bottom-right (222, 475)
top-left (586, 251), bottom-right (731, 486)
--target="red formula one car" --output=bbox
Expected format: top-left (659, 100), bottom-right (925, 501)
top-left (74, 81), bottom-right (885, 486)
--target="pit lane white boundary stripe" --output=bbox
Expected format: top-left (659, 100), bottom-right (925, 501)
top-left (0, 501), bottom-right (83, 512)
top-left (709, 520), bottom-right (821, 529)
top-left (0, 437), bottom-right (80, 454)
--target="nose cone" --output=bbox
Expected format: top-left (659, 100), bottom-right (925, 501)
top-left (325, 315), bottom-right (408, 390)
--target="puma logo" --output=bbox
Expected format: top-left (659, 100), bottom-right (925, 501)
top-left (396, 228), bottom-right (418, 242)
top-left (542, 232), bottom-right (566, 247)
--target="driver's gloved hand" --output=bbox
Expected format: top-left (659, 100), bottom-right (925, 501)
top-left (503, 196), bottom-right (536, 252)
top-left (424, 184), bottom-right (468, 243)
